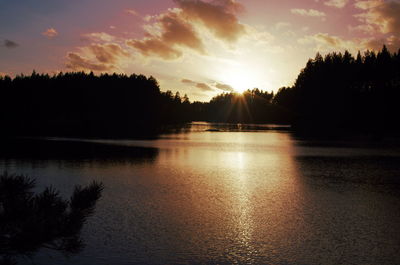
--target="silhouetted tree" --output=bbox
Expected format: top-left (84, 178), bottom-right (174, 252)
top-left (0, 173), bottom-right (103, 265)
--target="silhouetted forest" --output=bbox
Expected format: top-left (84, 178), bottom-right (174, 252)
top-left (1, 45), bottom-right (399, 137)
top-left (0, 72), bottom-right (191, 137)
top-left (274, 46), bottom-right (400, 136)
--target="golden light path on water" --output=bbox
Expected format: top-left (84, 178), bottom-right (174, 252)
top-left (148, 128), bottom-right (308, 263)
top-left (218, 132), bottom-right (305, 263)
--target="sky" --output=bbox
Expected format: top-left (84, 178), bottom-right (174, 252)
top-left (1, 0), bottom-right (399, 101)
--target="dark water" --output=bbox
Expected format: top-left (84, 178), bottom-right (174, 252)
top-left (2, 122), bottom-right (400, 265)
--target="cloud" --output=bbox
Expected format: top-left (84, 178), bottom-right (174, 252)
top-left (354, 0), bottom-right (381, 10)
top-left (66, 53), bottom-right (112, 72)
top-left (324, 0), bottom-right (349, 8)
top-left (196, 83), bottom-right (213, 91)
top-left (348, 24), bottom-right (375, 34)
top-left (297, 32), bottom-right (394, 53)
top-left (363, 35), bottom-right (400, 51)
top-left (2, 39), bottom-right (18, 48)
top-left (127, 38), bottom-right (183, 60)
top-left (127, 10), bottom-right (206, 60)
top-left (299, 33), bottom-right (342, 46)
top-left (125, 9), bottom-right (139, 16)
top-left (87, 43), bottom-right (130, 64)
top-left (215, 82), bottom-right (234, 92)
top-left (181, 79), bottom-right (196, 85)
top-left (82, 32), bottom-right (116, 42)
top-left (65, 0), bottom-right (269, 77)
top-left (181, 78), bottom-right (235, 92)
top-left (275, 22), bottom-right (291, 31)
top-left (298, 33), bottom-right (359, 52)
top-left (174, 0), bottom-right (246, 42)
top-left (291, 8), bottom-right (326, 20)
top-left (158, 11), bottom-right (207, 53)
top-left (42, 28), bottom-right (58, 38)
top-left (354, 0), bottom-right (400, 37)
top-left (127, 0), bottom-right (249, 60)
top-left (66, 43), bottom-right (130, 72)
top-left (123, 0), bottom-right (266, 60)
top-left (181, 79), bottom-right (214, 91)
top-left (245, 25), bottom-right (275, 45)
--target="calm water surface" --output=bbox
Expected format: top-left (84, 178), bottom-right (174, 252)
top-left (2, 122), bottom-right (400, 264)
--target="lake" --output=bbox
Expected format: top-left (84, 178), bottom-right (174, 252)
top-left (2, 122), bottom-right (400, 265)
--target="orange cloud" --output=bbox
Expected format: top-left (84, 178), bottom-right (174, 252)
top-left (66, 53), bottom-right (112, 72)
top-left (42, 28), bottom-right (58, 38)
top-left (127, 0), bottom-right (248, 60)
top-left (127, 9), bottom-right (206, 60)
top-left (88, 43), bottom-right (129, 64)
top-left (127, 38), bottom-right (182, 60)
top-left (159, 12), bottom-right (207, 53)
top-left (175, 0), bottom-right (246, 42)
top-left (66, 43), bottom-right (130, 72)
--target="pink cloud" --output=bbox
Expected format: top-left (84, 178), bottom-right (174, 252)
top-left (42, 28), bottom-right (58, 38)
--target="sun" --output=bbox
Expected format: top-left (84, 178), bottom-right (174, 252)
top-left (224, 73), bottom-right (252, 93)
top-left (218, 64), bottom-right (266, 93)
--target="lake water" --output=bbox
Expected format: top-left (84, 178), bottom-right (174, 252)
top-left (2, 122), bottom-right (400, 265)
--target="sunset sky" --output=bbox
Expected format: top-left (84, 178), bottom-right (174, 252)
top-left (1, 0), bottom-right (399, 101)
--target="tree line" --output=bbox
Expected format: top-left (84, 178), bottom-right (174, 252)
top-left (1, 45), bottom-right (399, 137)
top-left (274, 46), bottom-right (400, 135)
top-left (191, 89), bottom-right (292, 123)
top-left (0, 72), bottom-right (191, 137)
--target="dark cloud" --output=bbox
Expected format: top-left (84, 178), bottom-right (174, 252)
top-left (3, 39), bottom-right (18, 48)
top-left (196, 82), bottom-right (213, 91)
top-left (181, 78), bottom-right (214, 91)
top-left (181, 79), bottom-right (196, 85)
top-left (215, 82), bottom-right (234, 91)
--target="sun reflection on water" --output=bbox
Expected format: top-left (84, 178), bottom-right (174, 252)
top-left (209, 131), bottom-right (306, 263)
top-left (231, 165), bottom-right (258, 263)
